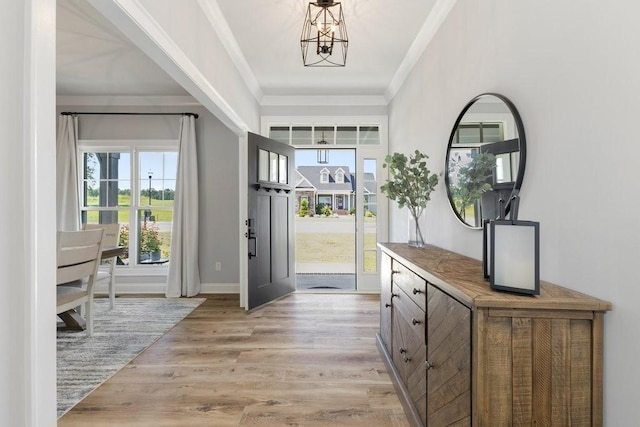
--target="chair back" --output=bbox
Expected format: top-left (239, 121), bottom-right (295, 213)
top-left (57, 229), bottom-right (105, 286)
top-left (83, 223), bottom-right (120, 247)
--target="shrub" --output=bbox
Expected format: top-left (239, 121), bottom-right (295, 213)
top-left (299, 199), bottom-right (308, 217)
top-left (349, 207), bottom-right (356, 215)
top-left (321, 205), bottom-right (333, 216)
top-left (365, 210), bottom-right (375, 218)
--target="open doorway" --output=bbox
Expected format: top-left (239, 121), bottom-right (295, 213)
top-left (294, 148), bottom-right (356, 290)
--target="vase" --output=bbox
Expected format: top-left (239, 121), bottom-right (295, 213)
top-left (408, 211), bottom-right (426, 248)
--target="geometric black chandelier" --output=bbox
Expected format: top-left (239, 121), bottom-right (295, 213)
top-left (300, 0), bottom-right (348, 67)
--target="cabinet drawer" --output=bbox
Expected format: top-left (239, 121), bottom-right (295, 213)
top-left (392, 260), bottom-right (426, 311)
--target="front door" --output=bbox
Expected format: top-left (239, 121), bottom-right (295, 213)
top-left (247, 132), bottom-right (295, 310)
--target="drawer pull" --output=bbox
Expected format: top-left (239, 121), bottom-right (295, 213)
top-left (392, 269), bottom-right (400, 275)
top-left (403, 356), bottom-right (411, 363)
top-left (412, 288), bottom-right (423, 295)
top-left (391, 293), bottom-right (399, 299)
top-left (385, 303), bottom-right (391, 308)
top-left (425, 360), bottom-right (434, 371)
top-left (399, 347), bottom-right (407, 354)
top-left (412, 318), bottom-right (422, 326)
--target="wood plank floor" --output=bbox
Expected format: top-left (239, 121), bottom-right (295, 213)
top-left (59, 293), bottom-right (408, 426)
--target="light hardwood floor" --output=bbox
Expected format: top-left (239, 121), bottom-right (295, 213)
top-left (59, 293), bottom-right (408, 426)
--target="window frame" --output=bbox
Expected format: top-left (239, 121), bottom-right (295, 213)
top-left (77, 139), bottom-right (178, 273)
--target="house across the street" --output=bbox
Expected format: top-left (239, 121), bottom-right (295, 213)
top-left (295, 166), bottom-right (377, 216)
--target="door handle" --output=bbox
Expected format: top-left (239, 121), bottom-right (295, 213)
top-left (248, 235), bottom-right (257, 259)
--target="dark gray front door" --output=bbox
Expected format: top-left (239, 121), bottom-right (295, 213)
top-left (247, 132), bottom-right (295, 310)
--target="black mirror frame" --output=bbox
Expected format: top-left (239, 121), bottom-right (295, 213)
top-left (444, 92), bottom-right (527, 229)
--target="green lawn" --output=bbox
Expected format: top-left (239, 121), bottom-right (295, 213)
top-left (85, 194), bottom-right (174, 222)
top-left (295, 231), bottom-right (377, 271)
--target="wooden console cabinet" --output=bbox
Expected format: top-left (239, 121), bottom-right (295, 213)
top-left (377, 243), bottom-right (611, 426)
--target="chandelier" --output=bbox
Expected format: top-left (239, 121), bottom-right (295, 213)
top-left (300, 0), bottom-right (348, 67)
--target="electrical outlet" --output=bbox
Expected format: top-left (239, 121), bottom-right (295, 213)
top-left (215, 262), bottom-right (221, 271)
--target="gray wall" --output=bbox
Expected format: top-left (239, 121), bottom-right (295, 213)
top-left (56, 104), bottom-right (240, 286)
top-left (388, 0), bottom-right (640, 423)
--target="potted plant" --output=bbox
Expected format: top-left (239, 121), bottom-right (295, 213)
top-left (381, 150), bottom-right (440, 247)
top-left (140, 222), bottom-right (163, 261)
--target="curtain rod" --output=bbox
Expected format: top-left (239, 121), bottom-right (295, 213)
top-left (61, 112), bottom-right (199, 119)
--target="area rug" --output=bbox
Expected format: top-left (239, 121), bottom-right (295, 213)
top-left (57, 297), bottom-right (205, 418)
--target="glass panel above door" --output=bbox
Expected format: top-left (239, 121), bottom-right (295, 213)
top-left (336, 126), bottom-right (357, 145)
top-left (269, 126), bottom-right (290, 144)
top-left (292, 126), bottom-right (313, 145)
top-left (359, 126), bottom-right (380, 145)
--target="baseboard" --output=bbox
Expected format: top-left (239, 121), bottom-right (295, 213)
top-left (94, 282), bottom-right (240, 295)
top-left (200, 283), bottom-right (240, 294)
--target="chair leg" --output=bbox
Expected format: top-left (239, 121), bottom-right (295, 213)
top-left (86, 295), bottom-right (93, 336)
top-left (109, 275), bottom-right (115, 310)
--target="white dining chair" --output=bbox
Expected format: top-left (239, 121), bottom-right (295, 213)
top-left (83, 223), bottom-right (120, 309)
top-left (56, 228), bottom-right (105, 335)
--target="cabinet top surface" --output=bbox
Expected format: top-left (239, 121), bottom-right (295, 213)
top-left (378, 243), bottom-right (612, 312)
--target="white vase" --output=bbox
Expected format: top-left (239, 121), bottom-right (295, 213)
top-left (408, 211), bottom-right (426, 248)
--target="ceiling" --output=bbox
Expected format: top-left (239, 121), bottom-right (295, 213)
top-left (57, 0), bottom-right (442, 100)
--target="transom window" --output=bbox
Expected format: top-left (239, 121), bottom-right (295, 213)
top-left (269, 125), bottom-right (380, 146)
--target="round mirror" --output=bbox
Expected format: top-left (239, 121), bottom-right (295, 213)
top-left (445, 93), bottom-right (526, 228)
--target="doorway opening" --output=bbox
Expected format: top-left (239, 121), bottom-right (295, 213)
top-left (294, 148), bottom-right (356, 290)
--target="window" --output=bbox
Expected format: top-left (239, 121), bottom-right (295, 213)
top-left (363, 159), bottom-right (378, 273)
top-left (320, 168), bottom-right (329, 183)
top-left (80, 143), bottom-right (177, 267)
top-left (454, 123), bottom-right (504, 144)
top-left (359, 126), bottom-right (380, 145)
top-left (335, 168), bottom-right (344, 183)
top-left (268, 125), bottom-right (381, 146)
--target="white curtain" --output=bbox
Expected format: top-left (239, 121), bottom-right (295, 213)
top-left (56, 115), bottom-right (80, 231)
top-left (166, 115), bottom-right (201, 297)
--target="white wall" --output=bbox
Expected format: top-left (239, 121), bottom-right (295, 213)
top-left (57, 105), bottom-right (240, 291)
top-left (2, 0), bottom-right (57, 425)
top-left (389, 0), bottom-right (640, 423)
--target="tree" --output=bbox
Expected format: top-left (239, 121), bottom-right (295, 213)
top-left (449, 152), bottom-right (495, 220)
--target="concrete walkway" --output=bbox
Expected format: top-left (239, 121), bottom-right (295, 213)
top-left (296, 262), bottom-right (355, 274)
top-left (296, 274), bottom-right (356, 290)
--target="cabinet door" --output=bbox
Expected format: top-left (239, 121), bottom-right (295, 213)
top-left (380, 253), bottom-right (392, 354)
top-left (427, 284), bottom-right (472, 426)
top-left (393, 289), bottom-right (427, 425)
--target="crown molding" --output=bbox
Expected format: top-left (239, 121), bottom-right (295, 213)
top-left (56, 95), bottom-right (201, 106)
top-left (385, 0), bottom-right (458, 103)
top-left (261, 95), bottom-right (388, 107)
top-left (198, 0), bottom-right (264, 103)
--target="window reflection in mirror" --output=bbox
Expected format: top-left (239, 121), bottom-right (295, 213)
top-left (445, 94), bottom-right (526, 229)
